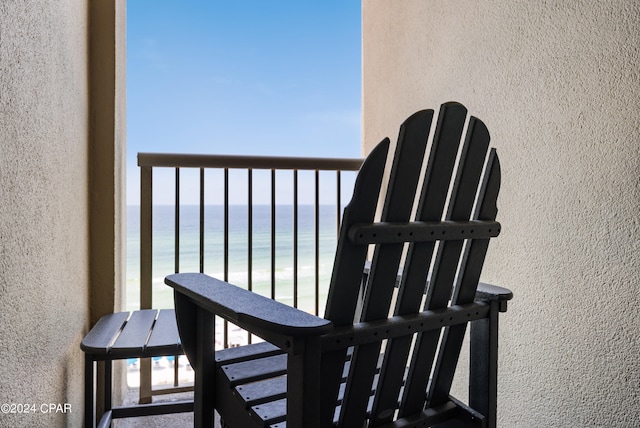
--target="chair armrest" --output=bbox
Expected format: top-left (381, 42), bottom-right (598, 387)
top-left (165, 273), bottom-right (333, 343)
top-left (475, 282), bottom-right (513, 313)
top-left (475, 282), bottom-right (513, 302)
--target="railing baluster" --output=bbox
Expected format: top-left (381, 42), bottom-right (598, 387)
top-left (139, 164), bottom-right (153, 404)
top-left (175, 168), bottom-right (180, 274)
top-left (173, 168), bottom-right (180, 387)
top-left (293, 170), bottom-right (299, 309)
top-left (140, 166), bottom-right (153, 310)
top-left (199, 168), bottom-right (205, 274)
top-left (224, 168), bottom-right (229, 282)
top-left (248, 168), bottom-right (253, 345)
top-left (336, 170), bottom-right (342, 237)
top-left (315, 169), bottom-right (320, 316)
top-left (224, 168), bottom-right (230, 349)
top-left (248, 169), bottom-right (253, 293)
top-left (271, 169), bottom-right (276, 300)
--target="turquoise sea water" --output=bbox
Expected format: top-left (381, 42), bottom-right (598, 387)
top-left (126, 205), bottom-right (341, 315)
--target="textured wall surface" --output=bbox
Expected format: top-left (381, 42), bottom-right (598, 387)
top-left (0, 1), bottom-right (89, 426)
top-left (363, 1), bottom-right (640, 426)
top-left (89, 0), bottom-right (127, 324)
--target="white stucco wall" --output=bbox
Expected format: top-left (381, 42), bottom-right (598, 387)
top-left (0, 1), bottom-right (90, 426)
top-left (363, 1), bottom-right (640, 426)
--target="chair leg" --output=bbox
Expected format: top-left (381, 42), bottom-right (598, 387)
top-left (139, 358), bottom-right (153, 404)
top-left (287, 338), bottom-right (323, 428)
top-left (85, 355), bottom-right (95, 428)
top-left (469, 300), bottom-right (499, 428)
top-left (175, 289), bottom-right (217, 428)
top-left (194, 306), bottom-right (216, 428)
top-left (104, 359), bottom-right (112, 413)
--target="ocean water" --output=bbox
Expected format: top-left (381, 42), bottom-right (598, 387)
top-left (126, 205), bottom-right (341, 316)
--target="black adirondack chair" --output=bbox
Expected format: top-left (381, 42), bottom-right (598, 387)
top-left (165, 102), bottom-right (512, 428)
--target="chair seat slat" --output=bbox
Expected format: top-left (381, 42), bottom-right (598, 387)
top-left (258, 391), bottom-right (383, 427)
top-left (225, 351), bottom-right (390, 422)
top-left (80, 312), bottom-right (130, 354)
top-left (220, 354), bottom-right (287, 387)
top-left (215, 341), bottom-right (282, 365)
top-left (236, 376), bottom-right (287, 407)
top-left (145, 309), bottom-right (181, 353)
top-left (251, 398), bottom-right (287, 426)
top-left (110, 310), bottom-right (158, 357)
top-left (249, 374), bottom-right (385, 427)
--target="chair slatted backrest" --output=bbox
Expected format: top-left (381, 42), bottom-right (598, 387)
top-left (322, 102), bottom-right (501, 427)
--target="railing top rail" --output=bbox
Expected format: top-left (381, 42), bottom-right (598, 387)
top-left (138, 152), bottom-right (364, 171)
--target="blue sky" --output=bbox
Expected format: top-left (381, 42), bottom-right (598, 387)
top-left (126, 1), bottom-right (362, 204)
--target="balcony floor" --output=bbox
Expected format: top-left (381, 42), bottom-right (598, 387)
top-left (112, 388), bottom-right (223, 427)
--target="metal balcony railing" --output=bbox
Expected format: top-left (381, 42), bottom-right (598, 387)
top-left (134, 151), bottom-right (363, 401)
